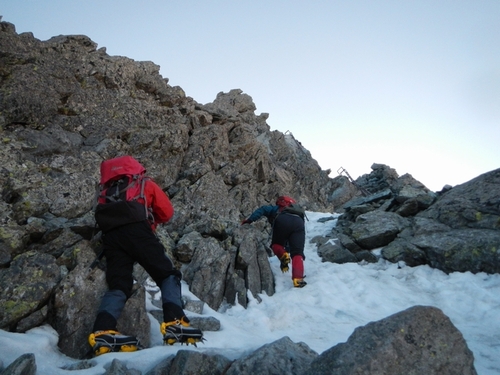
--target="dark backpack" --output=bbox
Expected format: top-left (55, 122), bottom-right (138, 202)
top-left (94, 156), bottom-right (151, 233)
top-left (281, 203), bottom-right (306, 220)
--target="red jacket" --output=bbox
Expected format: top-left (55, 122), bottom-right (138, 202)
top-left (142, 180), bottom-right (174, 230)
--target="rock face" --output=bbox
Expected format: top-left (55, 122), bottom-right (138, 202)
top-left (0, 251), bottom-right (60, 330)
top-left (316, 164), bottom-right (500, 275)
top-left (225, 336), bottom-right (318, 375)
top-left (0, 21), bottom-right (335, 357)
top-left (0, 353), bottom-right (37, 375)
top-left (307, 305), bottom-right (477, 375)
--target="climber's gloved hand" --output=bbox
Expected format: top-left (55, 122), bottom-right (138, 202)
top-left (241, 219), bottom-right (252, 225)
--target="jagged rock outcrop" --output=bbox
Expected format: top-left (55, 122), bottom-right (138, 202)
top-left (314, 164), bottom-right (500, 275)
top-left (0, 21), bottom-right (336, 357)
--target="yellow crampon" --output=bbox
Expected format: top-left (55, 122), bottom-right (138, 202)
top-left (293, 278), bottom-right (307, 288)
top-left (119, 345), bottom-right (139, 352)
top-left (165, 338), bottom-right (177, 346)
top-left (88, 330), bottom-right (140, 356)
top-left (88, 330), bottom-right (118, 348)
top-left (161, 319), bottom-right (204, 346)
top-left (184, 337), bottom-right (200, 346)
top-left (279, 252), bottom-right (291, 273)
top-left (165, 337), bottom-right (201, 346)
top-left (94, 346), bottom-right (112, 356)
top-left (161, 318), bottom-right (190, 334)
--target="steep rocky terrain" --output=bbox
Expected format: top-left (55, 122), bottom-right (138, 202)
top-left (318, 164), bottom-right (500, 275)
top-left (0, 20), bottom-right (339, 357)
top-left (0, 20), bottom-right (497, 373)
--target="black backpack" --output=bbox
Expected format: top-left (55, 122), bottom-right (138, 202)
top-left (281, 203), bottom-right (306, 220)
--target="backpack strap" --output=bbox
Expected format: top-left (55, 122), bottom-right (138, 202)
top-left (110, 177), bottom-right (137, 201)
top-left (125, 175), bottom-right (153, 225)
top-left (99, 176), bottom-right (138, 203)
top-left (139, 177), bottom-right (152, 225)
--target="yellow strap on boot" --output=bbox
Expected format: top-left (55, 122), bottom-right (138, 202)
top-left (161, 318), bottom-right (190, 335)
top-left (88, 330), bottom-right (120, 347)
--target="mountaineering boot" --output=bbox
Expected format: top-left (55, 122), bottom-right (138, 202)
top-left (161, 317), bottom-right (204, 346)
top-left (271, 244), bottom-right (288, 272)
top-left (88, 330), bottom-right (141, 356)
top-left (279, 252), bottom-right (291, 273)
top-left (293, 278), bottom-right (307, 288)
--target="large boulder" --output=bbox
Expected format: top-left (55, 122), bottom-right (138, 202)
top-left (350, 211), bottom-right (410, 249)
top-left (182, 236), bottom-right (232, 311)
top-left (0, 251), bottom-right (61, 330)
top-left (411, 229), bottom-right (500, 274)
top-left (226, 336), bottom-right (318, 375)
top-left (150, 350), bottom-right (232, 375)
top-left (418, 168), bottom-right (500, 230)
top-left (317, 241), bottom-right (358, 264)
top-left (307, 305), bottom-right (477, 375)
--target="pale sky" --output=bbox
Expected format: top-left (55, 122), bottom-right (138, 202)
top-left (2, 1), bottom-right (499, 191)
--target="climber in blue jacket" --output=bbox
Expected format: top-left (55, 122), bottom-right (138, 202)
top-left (242, 196), bottom-right (306, 288)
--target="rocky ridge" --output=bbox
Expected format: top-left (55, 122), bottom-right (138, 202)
top-left (319, 164), bottom-right (500, 276)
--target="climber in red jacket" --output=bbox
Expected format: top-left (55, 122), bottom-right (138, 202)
top-left (89, 155), bottom-right (203, 356)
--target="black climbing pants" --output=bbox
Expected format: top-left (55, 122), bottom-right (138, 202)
top-left (271, 212), bottom-right (305, 259)
top-left (102, 220), bottom-right (181, 297)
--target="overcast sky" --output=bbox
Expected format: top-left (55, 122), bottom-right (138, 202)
top-left (3, 1), bottom-right (499, 191)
